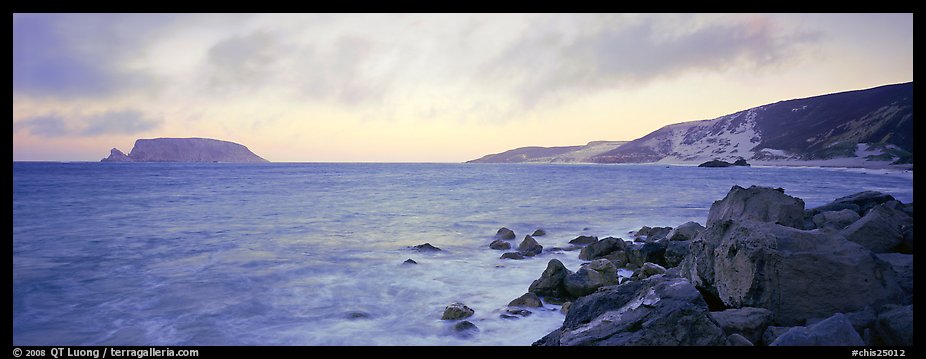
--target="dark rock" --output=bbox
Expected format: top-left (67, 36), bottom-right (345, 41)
top-left (632, 226), bottom-right (652, 238)
top-left (709, 307), bottom-right (773, 345)
top-left (900, 226), bottom-right (913, 253)
top-left (505, 308), bottom-right (532, 317)
top-left (534, 276), bottom-right (727, 346)
top-left (402, 259), bottom-right (418, 265)
top-left (873, 304), bottom-right (913, 346)
top-left (489, 239), bottom-right (511, 250)
top-left (345, 311), bottom-right (372, 320)
top-left (626, 241), bottom-right (667, 267)
top-left (560, 302), bottom-right (573, 315)
top-left (569, 235), bottom-right (598, 245)
top-left (410, 243), bottom-right (442, 252)
top-left (528, 259), bottom-right (573, 298)
top-left (706, 185), bottom-right (806, 229)
top-left (518, 235), bottom-right (543, 256)
top-left (631, 262), bottom-right (666, 280)
top-left (453, 320), bottom-right (479, 337)
top-left (770, 313), bottom-right (865, 346)
top-left (810, 191), bottom-right (897, 217)
top-left (732, 158), bottom-right (751, 166)
top-left (841, 202), bottom-right (913, 253)
top-left (441, 302), bottom-right (475, 320)
top-left (578, 237), bottom-right (626, 260)
top-left (727, 333), bottom-right (754, 346)
top-left (681, 219), bottom-right (902, 326)
top-left (647, 227), bottom-right (673, 242)
top-left (508, 292), bottom-right (543, 308)
top-left (666, 221), bottom-right (705, 241)
top-left (762, 326), bottom-right (791, 346)
top-left (602, 250), bottom-right (628, 268)
top-left (495, 227), bottom-right (516, 240)
top-left (101, 148), bottom-right (132, 162)
top-left (500, 252), bottom-right (525, 260)
top-left (876, 253), bottom-right (913, 305)
top-left (698, 159), bottom-right (735, 167)
top-left (531, 229), bottom-right (547, 236)
top-left (812, 209), bottom-right (861, 230)
top-left (564, 259), bottom-right (618, 297)
top-left (664, 240), bottom-right (691, 268)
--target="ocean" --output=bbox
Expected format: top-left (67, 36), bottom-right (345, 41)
top-left (12, 162), bottom-right (914, 346)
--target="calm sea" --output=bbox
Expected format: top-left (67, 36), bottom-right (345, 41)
top-left (12, 162), bottom-right (913, 345)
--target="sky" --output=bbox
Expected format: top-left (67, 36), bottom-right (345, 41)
top-left (12, 13), bottom-right (913, 162)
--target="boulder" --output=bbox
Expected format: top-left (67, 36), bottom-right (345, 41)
top-left (706, 185), bottom-right (806, 229)
top-left (664, 240), bottom-right (691, 268)
top-left (875, 253), bottom-right (913, 305)
top-left (709, 307), bottom-right (773, 345)
top-left (533, 276), bottom-right (727, 346)
top-left (631, 262), bottom-right (666, 280)
top-left (602, 250), bottom-right (628, 268)
top-left (762, 326), bottom-right (791, 346)
top-left (681, 220), bottom-right (902, 326)
top-left (495, 227), bottom-right (516, 240)
top-left (564, 259), bottom-right (618, 297)
top-left (528, 259), bottom-right (573, 299)
top-left (560, 302), bottom-right (573, 315)
top-left (531, 229), bottom-right (547, 236)
top-left (500, 252), bottom-right (524, 260)
top-left (441, 302), bottom-right (475, 320)
top-left (810, 191), bottom-right (897, 217)
top-left (508, 292), bottom-right (543, 308)
top-left (727, 333), bottom-right (754, 346)
top-left (452, 320), bottom-right (479, 338)
top-left (666, 221), bottom-right (705, 241)
top-left (410, 243), bottom-right (442, 252)
top-left (626, 241), bottom-right (667, 267)
top-left (812, 209), bottom-right (861, 230)
top-left (569, 235), bottom-right (598, 245)
top-left (770, 313), bottom-right (865, 346)
top-left (873, 305), bottom-right (913, 346)
top-left (489, 239), bottom-right (511, 250)
top-left (578, 237), bottom-right (625, 260)
top-left (402, 259), bottom-right (418, 265)
top-left (517, 235), bottom-right (543, 256)
top-left (841, 202), bottom-right (913, 253)
top-left (632, 226), bottom-right (672, 242)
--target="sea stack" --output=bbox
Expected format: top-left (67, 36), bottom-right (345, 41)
top-left (101, 137), bottom-right (268, 163)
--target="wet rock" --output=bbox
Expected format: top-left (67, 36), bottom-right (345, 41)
top-left (664, 240), bottom-right (691, 268)
top-left (762, 326), bottom-right (791, 346)
top-left (508, 292), bottom-right (543, 308)
top-left (528, 259), bottom-right (573, 298)
top-left (841, 202), bottom-right (913, 253)
top-left (602, 250), bottom-right (628, 268)
top-left (531, 229), bottom-right (547, 237)
top-left (810, 191), bottom-right (897, 217)
top-left (706, 185), bottom-right (806, 229)
top-left (410, 243), bottom-right (442, 252)
top-left (534, 276), bottom-right (727, 346)
top-left (812, 209), bottom-right (861, 230)
top-left (495, 227), bottom-right (516, 240)
top-left (505, 308), bottom-right (532, 317)
top-left (518, 235), bottom-right (543, 256)
top-left (727, 333), bottom-right (754, 346)
top-left (873, 304), bottom-right (913, 346)
top-left (876, 253), bottom-right (913, 305)
top-left (626, 241), bottom-right (667, 267)
top-left (402, 259), bottom-right (417, 265)
top-left (681, 219), bottom-right (902, 326)
top-left (666, 221), bottom-right (705, 241)
top-left (564, 259), bottom-right (618, 297)
top-left (709, 307), bottom-right (773, 345)
top-left (489, 239), bottom-right (511, 250)
top-left (560, 302), bottom-right (573, 315)
top-left (578, 237), bottom-right (626, 260)
top-left (345, 311), bottom-right (372, 320)
top-left (569, 235), bottom-right (598, 245)
top-left (633, 262), bottom-right (666, 280)
top-left (770, 313), bottom-right (864, 346)
top-left (453, 320), bottom-right (479, 337)
top-left (500, 252), bottom-right (525, 260)
top-left (441, 302), bottom-right (475, 320)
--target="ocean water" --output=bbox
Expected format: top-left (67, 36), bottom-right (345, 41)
top-left (12, 162), bottom-right (914, 346)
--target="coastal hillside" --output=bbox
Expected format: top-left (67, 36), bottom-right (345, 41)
top-left (591, 82), bottom-right (912, 166)
top-left (101, 137), bottom-right (268, 163)
top-left (467, 141), bottom-right (628, 163)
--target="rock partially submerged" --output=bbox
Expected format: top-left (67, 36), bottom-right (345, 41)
top-left (410, 243), bottom-right (442, 252)
top-left (528, 259), bottom-right (572, 299)
top-left (508, 292), bottom-right (543, 308)
top-left (517, 235), bottom-right (543, 256)
top-left (495, 227), bottom-right (516, 240)
top-left (489, 240), bottom-right (511, 250)
top-left (441, 303), bottom-right (475, 320)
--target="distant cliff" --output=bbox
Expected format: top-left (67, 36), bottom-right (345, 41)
top-left (466, 141), bottom-right (628, 163)
top-left (101, 138), bottom-right (269, 163)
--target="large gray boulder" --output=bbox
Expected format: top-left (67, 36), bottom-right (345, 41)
top-left (810, 191), bottom-right (897, 217)
top-left (812, 209), bottom-right (861, 230)
top-left (578, 237), bottom-right (625, 260)
top-left (664, 240), bottom-right (691, 268)
top-left (626, 241), bottom-right (667, 267)
top-left (841, 202), bottom-right (913, 253)
top-left (709, 307), bottom-right (773, 345)
top-left (681, 219), bottom-right (902, 326)
top-left (564, 259), bottom-right (618, 297)
top-left (706, 185), bottom-right (806, 229)
top-left (873, 305), bottom-right (913, 346)
top-left (533, 276), bottom-right (727, 346)
top-left (770, 313), bottom-right (865, 346)
top-left (518, 235), bottom-right (543, 256)
top-left (875, 253), bottom-right (913, 305)
top-left (666, 221), bottom-right (705, 241)
top-left (528, 259), bottom-right (573, 299)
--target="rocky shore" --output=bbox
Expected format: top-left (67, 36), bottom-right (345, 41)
top-left (429, 185), bottom-right (913, 346)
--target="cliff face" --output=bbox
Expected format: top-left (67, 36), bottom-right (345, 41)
top-left (101, 138), bottom-right (268, 163)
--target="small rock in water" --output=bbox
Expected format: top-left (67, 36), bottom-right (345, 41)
top-left (508, 292), bottom-right (543, 307)
top-left (402, 259), bottom-right (418, 265)
top-left (505, 308), bottom-right (532, 317)
top-left (500, 252), bottom-right (525, 260)
top-left (345, 311), bottom-right (372, 320)
top-left (441, 302), bottom-right (475, 320)
top-left (489, 239), bottom-right (511, 250)
top-left (453, 320), bottom-right (479, 338)
top-left (410, 243), bottom-right (442, 252)
top-left (518, 235), bottom-right (543, 256)
top-left (495, 227), bottom-right (516, 240)
top-left (569, 235), bottom-right (598, 245)
top-left (531, 229), bottom-right (547, 236)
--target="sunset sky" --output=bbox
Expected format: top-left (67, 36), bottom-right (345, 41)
top-left (13, 13), bottom-right (913, 162)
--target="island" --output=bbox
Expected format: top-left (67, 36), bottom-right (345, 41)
top-left (101, 137), bottom-right (269, 163)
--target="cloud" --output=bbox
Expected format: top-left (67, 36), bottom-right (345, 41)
top-left (15, 109), bottom-right (162, 137)
top-left (481, 14), bottom-right (821, 108)
top-left (205, 30), bottom-right (282, 93)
